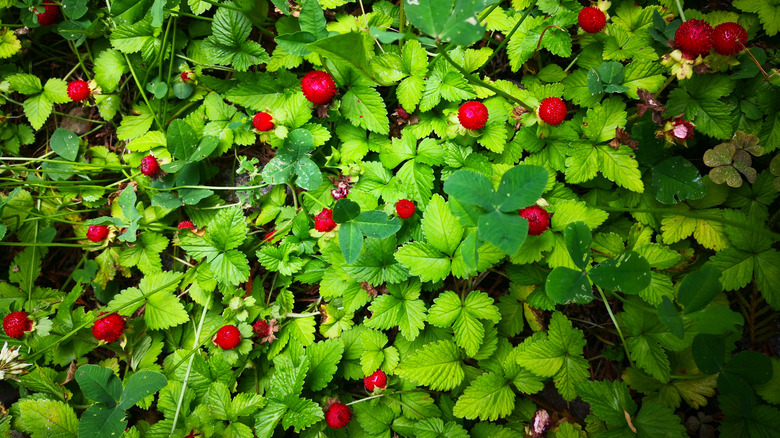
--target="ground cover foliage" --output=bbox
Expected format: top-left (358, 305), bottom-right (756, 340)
top-left (1, 0), bottom-right (780, 436)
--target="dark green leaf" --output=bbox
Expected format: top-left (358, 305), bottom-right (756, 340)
top-left (657, 296), bottom-right (684, 339)
top-left (589, 251), bottom-right (651, 294)
top-left (652, 156), bottom-right (706, 204)
top-left (333, 199), bottom-right (361, 223)
top-left (478, 210), bottom-right (527, 255)
top-left (119, 370), bottom-right (167, 410)
top-left (726, 351), bottom-right (773, 385)
top-left (355, 211), bottom-right (402, 239)
top-left (275, 32), bottom-right (316, 56)
top-left (75, 365), bottom-right (122, 404)
top-left (443, 170), bottom-right (494, 210)
top-left (339, 222), bottom-right (363, 264)
top-left (167, 120), bottom-right (198, 161)
top-left (691, 334), bottom-right (725, 375)
top-left (678, 263), bottom-right (723, 314)
top-left (546, 267), bottom-right (593, 304)
top-left (563, 221), bottom-right (591, 270)
top-left (495, 165), bottom-right (548, 212)
top-left (77, 405), bottom-right (126, 438)
top-left (50, 129), bottom-right (79, 161)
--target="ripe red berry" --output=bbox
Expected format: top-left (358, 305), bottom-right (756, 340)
top-left (3, 311), bottom-right (33, 339)
top-left (712, 22), bottom-right (747, 56)
top-left (178, 220), bottom-right (195, 231)
top-left (301, 71), bottom-right (337, 105)
top-left (578, 6), bottom-right (606, 34)
top-left (86, 225), bottom-right (109, 242)
top-left (674, 19), bottom-right (714, 58)
top-left (458, 101), bottom-right (489, 130)
top-left (67, 80), bottom-right (91, 102)
top-left (325, 402), bottom-right (351, 429)
top-left (395, 199), bottom-right (415, 219)
top-left (92, 313), bottom-right (125, 343)
top-left (397, 107), bottom-right (410, 119)
top-left (214, 325), bottom-right (241, 350)
top-left (34, 3), bottom-right (60, 26)
top-left (364, 370), bottom-right (387, 391)
top-left (252, 112), bottom-right (274, 132)
top-left (140, 155), bottom-right (161, 179)
top-left (518, 205), bottom-right (551, 236)
top-left (314, 208), bottom-right (337, 233)
top-left (538, 97), bottom-right (567, 126)
top-left (181, 71), bottom-right (195, 83)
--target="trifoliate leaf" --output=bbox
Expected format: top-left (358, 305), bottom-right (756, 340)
top-left (119, 232), bottom-right (168, 274)
top-left (366, 280), bottom-right (427, 341)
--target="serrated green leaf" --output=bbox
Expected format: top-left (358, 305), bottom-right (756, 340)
top-left (396, 340), bottom-right (464, 391)
top-left (453, 372), bottom-right (515, 421)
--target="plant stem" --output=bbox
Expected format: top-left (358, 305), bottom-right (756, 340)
top-left (480, 0), bottom-right (538, 74)
top-left (674, 0), bottom-right (686, 22)
top-left (171, 293), bottom-right (212, 434)
top-left (123, 53), bottom-right (165, 131)
top-left (595, 285), bottom-right (635, 368)
top-left (436, 44), bottom-right (532, 110)
top-left (599, 205), bottom-right (780, 241)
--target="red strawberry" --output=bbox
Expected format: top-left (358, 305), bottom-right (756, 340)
top-left (364, 370), bottom-right (387, 391)
top-left (674, 19), bottom-right (714, 58)
top-left (214, 325), bottom-right (241, 350)
top-left (86, 225), bottom-right (109, 242)
top-left (252, 112), bottom-right (274, 132)
top-left (314, 208), bottom-right (337, 233)
top-left (578, 6), bottom-right (606, 34)
top-left (458, 101), bottom-right (489, 130)
top-left (177, 220), bottom-right (195, 231)
top-left (712, 22), bottom-right (747, 56)
top-left (325, 402), bottom-right (351, 429)
top-left (67, 80), bottom-right (91, 102)
top-left (301, 71), bottom-right (337, 105)
top-left (3, 311), bottom-right (33, 339)
top-left (92, 313), bottom-right (125, 343)
top-left (396, 107), bottom-right (410, 119)
top-left (181, 71), bottom-right (195, 83)
top-left (671, 119), bottom-right (695, 140)
top-left (518, 205), bottom-right (551, 236)
top-left (34, 3), bottom-right (60, 26)
top-left (140, 155), bottom-right (160, 179)
top-left (395, 199), bottom-right (415, 219)
top-left (538, 97), bottom-right (567, 126)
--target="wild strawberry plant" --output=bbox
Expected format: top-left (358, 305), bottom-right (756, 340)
top-left (0, 0), bottom-right (780, 436)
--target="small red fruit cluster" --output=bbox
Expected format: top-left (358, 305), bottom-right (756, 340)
top-left (325, 402), bottom-right (351, 429)
top-left (538, 97), bottom-right (567, 126)
top-left (458, 101), bottom-right (488, 130)
top-left (35, 3), bottom-right (60, 26)
top-left (178, 220), bottom-right (195, 231)
top-left (395, 199), bottom-right (415, 219)
top-left (3, 311), bottom-right (33, 339)
top-left (314, 208), bottom-right (337, 233)
top-left (301, 71), bottom-right (337, 105)
top-left (364, 369), bottom-right (387, 391)
top-left (87, 225), bottom-right (109, 242)
top-left (67, 80), bottom-right (91, 102)
top-left (214, 324), bottom-right (241, 350)
top-left (578, 6), bottom-right (606, 34)
top-left (252, 112), bottom-right (274, 132)
top-left (92, 313), bottom-right (125, 343)
top-left (140, 155), bottom-right (161, 179)
top-left (674, 19), bottom-right (747, 58)
top-left (518, 205), bottom-right (551, 236)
